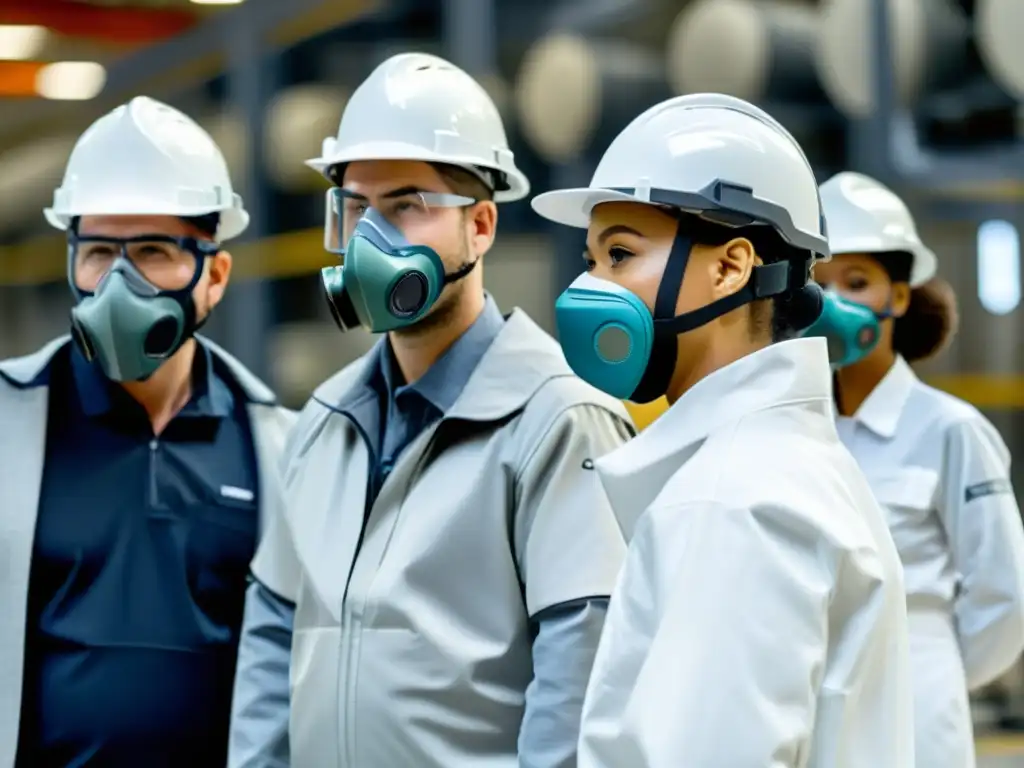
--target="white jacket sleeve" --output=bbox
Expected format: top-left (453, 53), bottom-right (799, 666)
top-left (941, 416), bottom-right (1024, 689)
top-left (578, 501), bottom-right (831, 768)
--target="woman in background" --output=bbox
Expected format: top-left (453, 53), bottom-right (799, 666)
top-left (809, 171), bottom-right (1024, 768)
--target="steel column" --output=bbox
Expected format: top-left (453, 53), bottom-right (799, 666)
top-left (209, 14), bottom-right (275, 384)
top-left (442, 0), bottom-right (496, 74)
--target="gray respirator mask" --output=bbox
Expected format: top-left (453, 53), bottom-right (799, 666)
top-left (68, 233), bottom-right (218, 382)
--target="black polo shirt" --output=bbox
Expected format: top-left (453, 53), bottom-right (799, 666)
top-left (16, 342), bottom-right (260, 768)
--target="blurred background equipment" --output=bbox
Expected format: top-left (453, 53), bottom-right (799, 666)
top-left (1, 0), bottom-right (1024, 753)
top-left (514, 33), bottom-right (669, 165)
top-left (667, 0), bottom-right (825, 105)
top-left (815, 0), bottom-right (971, 118)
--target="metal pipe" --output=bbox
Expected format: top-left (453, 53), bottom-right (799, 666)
top-left (816, 0), bottom-right (970, 119)
top-left (212, 14), bottom-right (274, 384)
top-left (515, 34), bottom-right (668, 164)
top-left (976, 0), bottom-right (1024, 100)
top-left (442, 0), bottom-right (497, 75)
top-left (667, 0), bottom-right (825, 104)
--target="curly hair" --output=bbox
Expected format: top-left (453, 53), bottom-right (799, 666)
top-left (893, 277), bottom-right (959, 362)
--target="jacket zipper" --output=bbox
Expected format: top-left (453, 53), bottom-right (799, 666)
top-left (331, 410), bottom-right (445, 768)
top-left (335, 411), bottom-right (374, 768)
top-left (148, 439), bottom-right (159, 506)
top-left (337, 411), bottom-right (377, 603)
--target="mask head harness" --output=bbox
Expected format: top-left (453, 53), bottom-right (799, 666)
top-left (67, 218), bottom-right (219, 381)
top-left (557, 179), bottom-right (828, 403)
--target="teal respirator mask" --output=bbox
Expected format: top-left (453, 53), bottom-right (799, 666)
top-left (554, 181), bottom-right (829, 403)
top-left (319, 187), bottom-right (478, 333)
top-left (800, 290), bottom-right (892, 369)
top-left (68, 233), bottom-right (216, 382)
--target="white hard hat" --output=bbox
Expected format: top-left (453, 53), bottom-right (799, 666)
top-left (532, 93), bottom-right (828, 260)
top-left (45, 96), bottom-right (249, 242)
top-left (306, 53), bottom-right (530, 203)
top-left (819, 171), bottom-right (937, 287)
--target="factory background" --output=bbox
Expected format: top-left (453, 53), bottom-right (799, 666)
top-left (2, 0), bottom-right (1024, 758)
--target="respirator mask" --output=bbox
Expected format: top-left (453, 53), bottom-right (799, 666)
top-left (319, 187), bottom-right (479, 333)
top-left (553, 182), bottom-right (828, 403)
top-left (801, 289), bottom-right (893, 368)
top-left (68, 234), bottom-right (216, 382)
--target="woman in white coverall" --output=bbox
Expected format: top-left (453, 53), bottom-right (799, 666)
top-left (531, 94), bottom-right (915, 767)
top-left (807, 171), bottom-right (1024, 768)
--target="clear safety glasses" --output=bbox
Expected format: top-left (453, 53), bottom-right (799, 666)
top-left (323, 186), bottom-right (476, 255)
top-left (70, 234), bottom-right (219, 294)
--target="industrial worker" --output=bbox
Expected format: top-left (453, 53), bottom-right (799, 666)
top-left (532, 94), bottom-right (915, 767)
top-left (0, 97), bottom-right (294, 767)
top-left (807, 171), bottom-right (1024, 768)
top-left (228, 53), bottom-right (633, 768)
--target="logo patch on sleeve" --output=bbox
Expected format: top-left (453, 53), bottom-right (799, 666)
top-left (964, 478), bottom-right (1013, 503)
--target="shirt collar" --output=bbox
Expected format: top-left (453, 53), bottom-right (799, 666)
top-left (379, 293), bottom-right (506, 414)
top-left (72, 341), bottom-right (233, 419)
top-left (848, 355), bottom-right (916, 439)
top-left (596, 338), bottom-right (834, 529)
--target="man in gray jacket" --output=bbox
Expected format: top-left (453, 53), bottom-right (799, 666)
top-left (229, 53), bottom-right (634, 768)
top-left (0, 96), bottom-right (294, 768)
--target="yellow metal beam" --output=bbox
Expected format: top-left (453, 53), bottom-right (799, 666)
top-left (928, 179), bottom-right (1024, 203)
top-left (0, 227), bottom-right (330, 286)
top-left (976, 733), bottom-right (1024, 756)
top-left (5, 227), bottom-right (1024, 411)
top-left (624, 376), bottom-right (1024, 425)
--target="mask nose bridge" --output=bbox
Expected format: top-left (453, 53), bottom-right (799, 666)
top-left (353, 206), bottom-right (412, 254)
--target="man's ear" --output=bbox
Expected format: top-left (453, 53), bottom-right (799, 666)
top-left (890, 281), bottom-right (912, 318)
top-left (203, 250), bottom-right (233, 309)
top-left (713, 238), bottom-right (756, 299)
top-left (468, 201), bottom-right (498, 257)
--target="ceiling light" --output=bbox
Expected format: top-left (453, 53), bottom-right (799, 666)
top-left (0, 25), bottom-right (48, 61)
top-left (35, 61), bottom-right (107, 101)
top-left (189, 0), bottom-right (246, 5)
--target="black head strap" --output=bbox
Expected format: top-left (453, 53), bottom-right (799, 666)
top-left (628, 233), bottom-right (692, 403)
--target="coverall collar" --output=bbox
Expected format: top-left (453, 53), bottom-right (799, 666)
top-left (0, 334), bottom-right (277, 407)
top-left (847, 355), bottom-right (915, 439)
top-left (596, 337), bottom-right (834, 529)
top-left (314, 307), bottom-right (576, 424)
top-left (379, 294), bottom-right (506, 415)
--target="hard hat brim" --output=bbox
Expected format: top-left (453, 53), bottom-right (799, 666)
top-left (307, 140), bottom-right (530, 203)
top-left (43, 203), bottom-right (250, 243)
top-left (531, 188), bottom-right (643, 229)
top-left (909, 246), bottom-right (938, 287)
top-left (830, 235), bottom-right (938, 287)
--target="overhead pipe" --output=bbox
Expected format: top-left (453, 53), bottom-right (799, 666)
top-left (814, 0), bottom-right (971, 119)
top-left (843, 0), bottom-right (1024, 201)
top-left (975, 0), bottom-right (1024, 101)
top-left (666, 0), bottom-right (825, 104)
top-left (546, 0), bottom-right (689, 47)
top-left (514, 33), bottom-right (669, 165)
top-left (0, 133), bottom-right (77, 238)
top-left (0, 0), bottom-right (194, 45)
top-left (264, 83), bottom-right (350, 193)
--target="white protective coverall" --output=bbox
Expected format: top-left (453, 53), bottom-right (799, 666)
top-left (838, 355), bottom-right (1024, 768)
top-left (578, 337), bottom-right (915, 768)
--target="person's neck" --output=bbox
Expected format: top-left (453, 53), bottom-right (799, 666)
top-left (664, 332), bottom-right (770, 405)
top-left (389, 290), bottom-right (486, 385)
top-left (834, 350), bottom-right (896, 417)
top-left (120, 339), bottom-right (197, 435)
